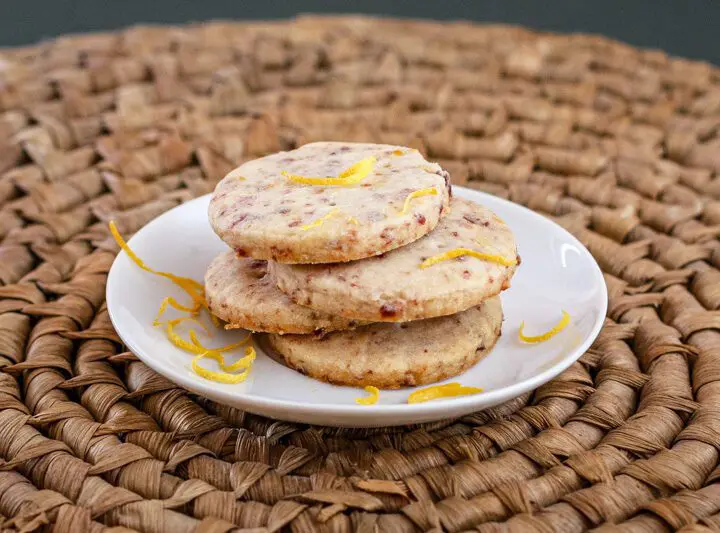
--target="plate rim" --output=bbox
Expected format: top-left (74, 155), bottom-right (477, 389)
top-left (106, 187), bottom-right (608, 420)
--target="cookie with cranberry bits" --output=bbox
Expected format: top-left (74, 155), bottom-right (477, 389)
top-left (268, 296), bottom-right (503, 389)
top-left (208, 142), bottom-right (451, 264)
top-left (271, 197), bottom-right (518, 322)
top-left (204, 251), bottom-right (365, 335)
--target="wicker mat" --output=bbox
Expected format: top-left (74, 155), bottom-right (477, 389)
top-left (0, 15), bottom-right (719, 533)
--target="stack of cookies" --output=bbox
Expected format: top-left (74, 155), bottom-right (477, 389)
top-left (206, 142), bottom-right (518, 389)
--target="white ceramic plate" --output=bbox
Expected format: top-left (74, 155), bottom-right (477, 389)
top-left (106, 187), bottom-right (607, 427)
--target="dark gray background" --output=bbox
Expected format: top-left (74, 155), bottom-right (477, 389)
top-left (1, 0), bottom-right (717, 65)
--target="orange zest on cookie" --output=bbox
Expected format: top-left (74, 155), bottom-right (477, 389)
top-left (399, 187), bottom-right (438, 215)
top-left (282, 156), bottom-right (376, 186)
top-left (301, 209), bottom-right (340, 231)
top-left (420, 248), bottom-right (516, 268)
top-left (355, 385), bottom-right (380, 405)
top-left (338, 156), bottom-right (376, 181)
top-left (519, 310), bottom-right (570, 343)
top-left (392, 149), bottom-right (405, 156)
top-left (110, 221), bottom-right (254, 384)
top-left (408, 383), bottom-right (483, 404)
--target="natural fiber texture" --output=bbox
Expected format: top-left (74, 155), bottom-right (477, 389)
top-left (0, 15), bottom-right (719, 533)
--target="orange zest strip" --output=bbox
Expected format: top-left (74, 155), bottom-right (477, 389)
top-left (391, 149), bottom-right (405, 156)
top-left (165, 316), bottom-right (211, 335)
top-left (153, 296), bottom-right (199, 325)
top-left (188, 330), bottom-right (251, 353)
top-left (282, 156), bottom-right (376, 186)
top-left (399, 187), bottom-right (438, 215)
top-left (301, 209), bottom-right (340, 231)
top-left (190, 330), bottom-right (256, 384)
top-left (168, 318), bottom-right (255, 383)
top-left (355, 386), bottom-right (380, 405)
top-left (190, 332), bottom-right (256, 369)
top-left (111, 220), bottom-right (254, 385)
top-left (109, 221), bottom-right (205, 313)
top-left (420, 248), bottom-right (517, 268)
top-left (407, 383), bottom-right (483, 404)
top-left (218, 347), bottom-right (256, 372)
top-left (519, 310), bottom-right (570, 343)
top-left (167, 321), bottom-right (201, 353)
top-left (338, 156), bottom-right (376, 180)
top-left (191, 349), bottom-right (254, 384)
top-left (188, 330), bottom-right (256, 385)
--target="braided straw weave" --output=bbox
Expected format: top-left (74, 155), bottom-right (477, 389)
top-left (1, 15), bottom-right (720, 533)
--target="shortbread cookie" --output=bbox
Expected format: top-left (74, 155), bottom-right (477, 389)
top-left (204, 251), bottom-right (364, 334)
top-left (271, 197), bottom-right (518, 322)
top-left (268, 296), bottom-right (503, 389)
top-left (208, 142), bottom-right (451, 264)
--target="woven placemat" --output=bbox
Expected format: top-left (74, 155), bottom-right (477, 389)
top-left (0, 15), bottom-right (719, 533)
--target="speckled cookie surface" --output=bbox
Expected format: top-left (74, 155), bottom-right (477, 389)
top-left (208, 142), bottom-right (451, 264)
top-left (271, 197), bottom-right (518, 322)
top-left (267, 296), bottom-right (503, 389)
top-left (204, 251), bottom-right (364, 334)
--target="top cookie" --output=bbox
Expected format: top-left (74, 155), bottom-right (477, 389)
top-left (270, 197), bottom-right (519, 322)
top-left (208, 142), bottom-right (451, 264)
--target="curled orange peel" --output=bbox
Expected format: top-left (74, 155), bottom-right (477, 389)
top-left (420, 248), bottom-right (516, 268)
top-left (189, 331), bottom-right (255, 383)
top-left (355, 386), bottom-right (380, 405)
top-left (399, 187), bottom-right (438, 215)
top-left (282, 156), bottom-right (376, 186)
top-left (519, 311), bottom-right (570, 343)
top-left (408, 383), bottom-right (483, 404)
top-left (188, 330), bottom-right (251, 353)
top-left (168, 316), bottom-right (211, 335)
top-left (110, 221), bottom-right (253, 384)
top-left (191, 346), bottom-right (256, 384)
top-left (165, 317), bottom-right (217, 355)
top-left (110, 220), bottom-right (206, 313)
top-left (153, 296), bottom-right (199, 325)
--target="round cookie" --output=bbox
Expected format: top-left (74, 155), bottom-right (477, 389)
top-left (267, 296), bottom-right (503, 389)
top-left (208, 142), bottom-right (451, 264)
top-left (204, 251), bottom-right (364, 334)
top-left (271, 197), bottom-right (518, 322)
